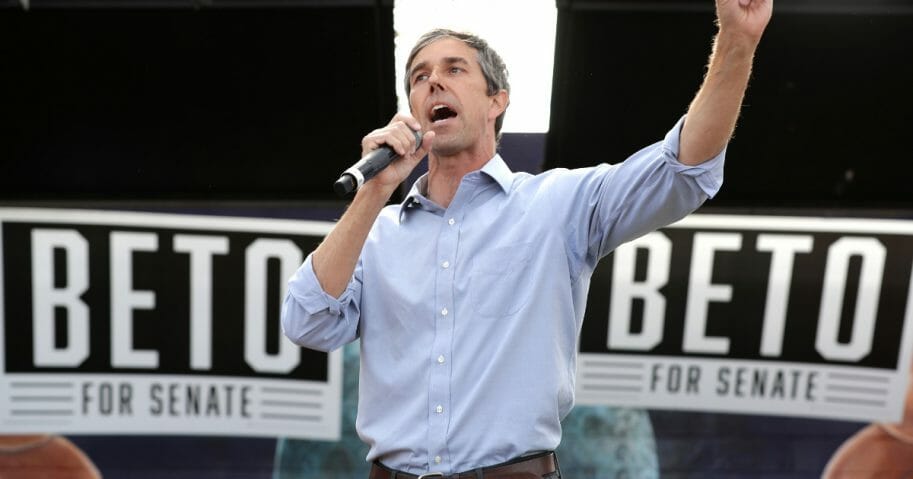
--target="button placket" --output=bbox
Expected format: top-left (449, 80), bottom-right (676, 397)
top-left (427, 204), bottom-right (463, 472)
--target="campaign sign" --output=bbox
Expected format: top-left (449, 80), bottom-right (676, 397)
top-left (577, 214), bottom-right (913, 422)
top-left (0, 208), bottom-right (341, 439)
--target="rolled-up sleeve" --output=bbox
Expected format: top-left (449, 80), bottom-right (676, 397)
top-left (659, 115), bottom-right (725, 198)
top-left (281, 253), bottom-right (362, 352)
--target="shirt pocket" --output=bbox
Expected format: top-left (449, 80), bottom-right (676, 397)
top-left (469, 242), bottom-right (534, 318)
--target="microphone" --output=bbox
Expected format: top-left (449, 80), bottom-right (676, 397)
top-left (334, 129), bottom-right (423, 196)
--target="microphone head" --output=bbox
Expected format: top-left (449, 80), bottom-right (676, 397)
top-left (333, 175), bottom-right (357, 197)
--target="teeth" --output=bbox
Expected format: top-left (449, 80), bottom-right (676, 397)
top-left (433, 105), bottom-right (447, 111)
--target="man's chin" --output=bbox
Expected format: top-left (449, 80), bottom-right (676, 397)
top-left (429, 136), bottom-right (464, 157)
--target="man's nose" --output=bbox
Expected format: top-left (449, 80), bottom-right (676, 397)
top-left (428, 69), bottom-right (444, 90)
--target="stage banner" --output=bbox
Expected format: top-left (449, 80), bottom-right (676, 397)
top-left (578, 214), bottom-right (913, 423)
top-left (0, 208), bottom-right (341, 440)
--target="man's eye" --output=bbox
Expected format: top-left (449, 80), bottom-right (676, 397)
top-left (450, 67), bottom-right (462, 74)
top-left (414, 74), bottom-right (428, 83)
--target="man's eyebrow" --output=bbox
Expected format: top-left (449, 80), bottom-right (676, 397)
top-left (443, 56), bottom-right (470, 67)
top-left (409, 56), bottom-right (471, 78)
top-left (409, 61), bottom-right (428, 78)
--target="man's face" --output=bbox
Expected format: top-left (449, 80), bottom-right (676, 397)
top-left (407, 38), bottom-right (500, 157)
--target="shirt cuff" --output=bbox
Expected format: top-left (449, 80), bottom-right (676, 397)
top-left (287, 254), bottom-right (350, 316)
top-left (660, 115), bottom-right (726, 198)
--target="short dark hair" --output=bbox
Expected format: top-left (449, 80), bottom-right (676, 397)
top-left (405, 29), bottom-right (510, 139)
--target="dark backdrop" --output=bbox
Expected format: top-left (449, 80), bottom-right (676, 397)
top-left (3, 1), bottom-right (912, 209)
top-left (546, 0), bottom-right (913, 210)
top-left (0, 0), bottom-right (396, 201)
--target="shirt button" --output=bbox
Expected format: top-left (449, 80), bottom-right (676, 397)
top-left (435, 405), bottom-right (443, 413)
top-left (437, 355), bottom-right (445, 364)
top-left (441, 261), bottom-right (450, 269)
top-left (434, 456), bottom-right (442, 464)
top-left (448, 218), bottom-right (455, 226)
top-left (441, 308), bottom-right (448, 316)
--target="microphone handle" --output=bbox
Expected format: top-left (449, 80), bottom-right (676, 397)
top-left (333, 130), bottom-right (422, 196)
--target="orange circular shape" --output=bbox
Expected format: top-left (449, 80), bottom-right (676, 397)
top-left (0, 435), bottom-right (101, 479)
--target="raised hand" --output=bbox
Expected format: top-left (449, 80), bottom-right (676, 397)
top-left (359, 113), bottom-right (435, 193)
top-left (716, 0), bottom-right (773, 44)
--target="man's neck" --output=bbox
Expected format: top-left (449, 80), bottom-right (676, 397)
top-left (426, 146), bottom-right (494, 208)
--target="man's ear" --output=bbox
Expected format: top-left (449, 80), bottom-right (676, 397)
top-left (488, 89), bottom-right (509, 120)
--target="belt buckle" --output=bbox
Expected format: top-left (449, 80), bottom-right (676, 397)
top-left (417, 473), bottom-right (445, 479)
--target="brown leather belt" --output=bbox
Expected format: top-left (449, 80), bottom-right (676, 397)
top-left (369, 451), bottom-right (559, 479)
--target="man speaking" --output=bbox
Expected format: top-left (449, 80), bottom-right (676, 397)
top-left (282, 1), bottom-right (773, 477)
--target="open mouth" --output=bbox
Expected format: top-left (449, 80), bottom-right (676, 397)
top-left (430, 104), bottom-right (458, 123)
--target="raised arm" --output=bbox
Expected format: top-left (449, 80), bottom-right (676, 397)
top-left (679, 0), bottom-right (773, 166)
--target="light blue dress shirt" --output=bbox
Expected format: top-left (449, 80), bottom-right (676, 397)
top-left (281, 116), bottom-right (725, 475)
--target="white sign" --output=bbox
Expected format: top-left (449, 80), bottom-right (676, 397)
top-left (577, 214), bottom-right (913, 422)
top-left (0, 208), bottom-right (341, 439)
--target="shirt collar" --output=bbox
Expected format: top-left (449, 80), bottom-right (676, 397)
top-left (399, 154), bottom-right (514, 220)
top-left (478, 154), bottom-right (514, 194)
top-left (400, 175), bottom-right (433, 213)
